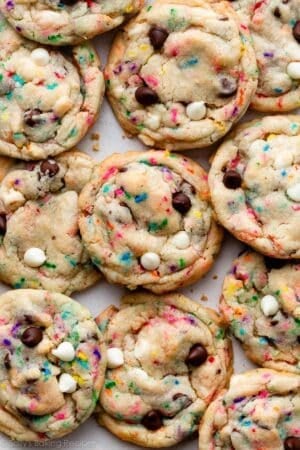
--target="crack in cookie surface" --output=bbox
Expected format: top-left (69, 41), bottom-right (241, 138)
top-left (96, 292), bottom-right (233, 448)
top-left (79, 150), bottom-right (223, 293)
top-left (209, 115), bottom-right (300, 258)
top-left (0, 289), bottom-right (106, 441)
top-left (105, 0), bottom-right (258, 150)
top-left (0, 151), bottom-right (101, 294)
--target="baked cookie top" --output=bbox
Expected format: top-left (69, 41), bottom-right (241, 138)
top-left (0, 16), bottom-right (104, 160)
top-left (209, 115), bottom-right (300, 259)
top-left (199, 369), bottom-right (300, 450)
top-left (0, 289), bottom-right (106, 441)
top-left (79, 150), bottom-right (223, 293)
top-left (221, 251), bottom-right (300, 373)
top-left (0, 151), bottom-right (100, 294)
top-left (0, 0), bottom-right (144, 45)
top-left (96, 292), bottom-right (233, 448)
top-left (105, 0), bottom-right (258, 150)
top-left (236, 0), bottom-right (300, 112)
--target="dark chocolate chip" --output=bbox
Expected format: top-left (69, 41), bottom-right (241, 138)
top-left (284, 437), bottom-right (300, 450)
top-left (185, 344), bottom-right (208, 367)
top-left (141, 410), bottom-right (163, 430)
top-left (24, 109), bottom-right (43, 127)
top-left (172, 192), bottom-right (191, 214)
top-left (218, 75), bottom-right (238, 97)
top-left (40, 160), bottom-right (59, 177)
top-left (135, 86), bottom-right (159, 106)
top-left (149, 26), bottom-right (169, 49)
top-left (292, 20), bottom-right (300, 43)
top-left (273, 7), bottom-right (281, 17)
top-left (0, 214), bottom-right (7, 235)
top-left (21, 327), bottom-right (43, 347)
top-left (4, 353), bottom-right (10, 370)
top-left (223, 170), bottom-right (242, 189)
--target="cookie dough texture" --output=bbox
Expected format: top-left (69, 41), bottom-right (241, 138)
top-left (0, 16), bottom-right (104, 160)
top-left (0, 151), bottom-right (101, 294)
top-left (221, 251), bottom-right (300, 373)
top-left (236, 0), bottom-right (300, 112)
top-left (209, 115), bottom-right (300, 258)
top-left (79, 150), bottom-right (223, 293)
top-left (199, 369), bottom-right (300, 450)
top-left (105, 0), bottom-right (258, 150)
top-left (96, 292), bottom-right (233, 448)
top-left (0, 0), bottom-right (143, 46)
top-left (0, 289), bottom-right (106, 441)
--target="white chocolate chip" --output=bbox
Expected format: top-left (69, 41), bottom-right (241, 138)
top-left (31, 48), bottom-right (50, 66)
top-left (287, 62), bottom-right (300, 79)
top-left (140, 252), bottom-right (160, 270)
top-left (58, 373), bottom-right (77, 393)
top-left (145, 113), bottom-right (161, 130)
top-left (186, 101), bottom-right (206, 120)
top-left (172, 231), bottom-right (190, 249)
top-left (52, 342), bottom-right (75, 362)
top-left (107, 348), bottom-right (124, 369)
top-left (286, 183), bottom-right (300, 202)
top-left (260, 295), bottom-right (279, 317)
top-left (24, 248), bottom-right (46, 268)
top-left (1, 189), bottom-right (25, 208)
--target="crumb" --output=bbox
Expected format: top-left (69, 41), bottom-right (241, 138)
top-left (212, 274), bottom-right (218, 280)
top-left (90, 133), bottom-right (100, 140)
top-left (92, 144), bottom-right (100, 152)
top-left (200, 295), bottom-right (208, 302)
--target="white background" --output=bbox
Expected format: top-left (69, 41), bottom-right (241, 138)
top-left (0, 21), bottom-right (270, 450)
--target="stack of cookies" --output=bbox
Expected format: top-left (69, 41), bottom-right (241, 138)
top-left (0, 0), bottom-right (298, 449)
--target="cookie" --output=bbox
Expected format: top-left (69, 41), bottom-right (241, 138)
top-left (79, 150), bottom-right (223, 293)
top-left (96, 291), bottom-right (233, 448)
top-left (104, 0), bottom-right (258, 150)
top-left (0, 0), bottom-right (144, 46)
top-left (0, 289), bottom-right (106, 441)
top-left (0, 151), bottom-right (101, 294)
top-left (236, 0), bottom-right (300, 112)
top-left (199, 369), bottom-right (300, 450)
top-left (220, 250), bottom-right (300, 373)
top-left (209, 115), bottom-right (300, 259)
top-left (0, 16), bottom-right (104, 160)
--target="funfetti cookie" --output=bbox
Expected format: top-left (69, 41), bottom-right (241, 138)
top-left (104, 0), bottom-right (258, 150)
top-left (199, 369), bottom-right (300, 450)
top-left (209, 115), bottom-right (300, 259)
top-left (220, 250), bottom-right (300, 374)
top-left (0, 0), bottom-right (144, 46)
top-left (0, 289), bottom-right (106, 442)
top-left (79, 150), bottom-right (223, 293)
top-left (236, 0), bottom-right (300, 112)
top-left (0, 151), bottom-right (101, 294)
top-left (96, 291), bottom-right (233, 448)
top-left (0, 16), bottom-right (104, 160)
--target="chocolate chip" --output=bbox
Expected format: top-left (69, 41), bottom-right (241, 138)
top-left (4, 353), bottom-right (11, 370)
top-left (149, 26), bottom-right (169, 49)
top-left (40, 160), bottom-right (59, 177)
top-left (284, 437), bottom-right (300, 450)
top-left (0, 214), bottom-right (7, 235)
top-left (172, 192), bottom-right (191, 214)
top-left (273, 7), bottom-right (281, 17)
top-left (185, 344), bottom-right (208, 367)
top-left (135, 86), bottom-right (159, 106)
top-left (223, 170), bottom-right (242, 189)
top-left (141, 410), bottom-right (163, 430)
top-left (292, 20), bottom-right (300, 43)
top-left (21, 327), bottom-right (43, 347)
top-left (218, 75), bottom-right (238, 97)
top-left (24, 109), bottom-right (42, 127)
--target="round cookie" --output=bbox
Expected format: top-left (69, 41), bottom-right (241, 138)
top-left (104, 0), bottom-right (258, 150)
top-left (209, 115), bottom-right (300, 259)
top-left (0, 289), bottom-right (106, 442)
top-left (0, 16), bottom-right (104, 160)
top-left (0, 0), bottom-right (144, 46)
top-left (220, 251), bottom-right (300, 373)
top-left (199, 369), bottom-right (300, 450)
top-left (0, 151), bottom-right (101, 294)
top-left (236, 0), bottom-right (300, 112)
top-left (79, 150), bottom-right (223, 293)
top-left (96, 291), bottom-right (233, 448)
